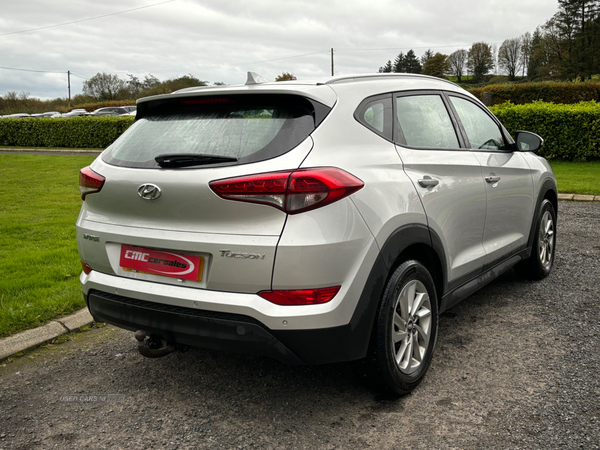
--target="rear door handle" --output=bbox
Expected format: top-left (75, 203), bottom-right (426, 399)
top-left (485, 175), bottom-right (501, 183)
top-left (418, 177), bottom-right (439, 188)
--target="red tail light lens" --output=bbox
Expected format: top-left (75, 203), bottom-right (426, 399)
top-left (209, 167), bottom-right (363, 214)
top-left (81, 261), bottom-right (92, 275)
top-left (258, 286), bottom-right (341, 305)
top-left (79, 167), bottom-right (105, 200)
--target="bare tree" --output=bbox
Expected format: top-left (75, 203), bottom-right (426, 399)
top-left (498, 37), bottom-right (523, 80)
top-left (448, 49), bottom-right (468, 82)
top-left (520, 32), bottom-right (533, 77)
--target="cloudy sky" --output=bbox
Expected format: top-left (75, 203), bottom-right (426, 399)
top-left (1, 0), bottom-right (558, 100)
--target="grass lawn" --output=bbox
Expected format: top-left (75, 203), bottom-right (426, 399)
top-left (549, 160), bottom-right (600, 196)
top-left (0, 154), bottom-right (96, 338)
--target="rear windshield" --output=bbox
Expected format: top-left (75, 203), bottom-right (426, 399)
top-left (102, 94), bottom-right (322, 169)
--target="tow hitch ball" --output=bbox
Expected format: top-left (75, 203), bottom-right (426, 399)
top-left (134, 330), bottom-right (176, 358)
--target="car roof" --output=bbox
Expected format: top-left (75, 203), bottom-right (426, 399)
top-left (137, 73), bottom-right (469, 109)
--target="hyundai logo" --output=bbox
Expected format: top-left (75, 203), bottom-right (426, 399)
top-left (138, 184), bottom-right (162, 200)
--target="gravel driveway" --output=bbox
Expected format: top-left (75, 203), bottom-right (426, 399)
top-left (1, 201), bottom-right (598, 450)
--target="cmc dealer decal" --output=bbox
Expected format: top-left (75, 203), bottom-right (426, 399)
top-left (119, 245), bottom-right (202, 281)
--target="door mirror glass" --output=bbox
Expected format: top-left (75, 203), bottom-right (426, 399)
top-left (515, 131), bottom-right (543, 152)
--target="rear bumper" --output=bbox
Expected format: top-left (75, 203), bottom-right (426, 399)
top-left (87, 288), bottom-right (379, 365)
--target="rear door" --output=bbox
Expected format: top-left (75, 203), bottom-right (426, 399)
top-left (393, 91), bottom-right (487, 286)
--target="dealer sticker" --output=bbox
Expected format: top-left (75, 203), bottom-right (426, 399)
top-left (119, 245), bottom-right (202, 281)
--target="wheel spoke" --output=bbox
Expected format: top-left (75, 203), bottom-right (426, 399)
top-left (406, 282), bottom-right (416, 315)
top-left (412, 292), bottom-right (427, 316)
top-left (393, 312), bottom-right (407, 343)
top-left (398, 289), bottom-right (410, 321)
top-left (396, 338), bottom-right (411, 368)
top-left (414, 323), bottom-right (430, 350)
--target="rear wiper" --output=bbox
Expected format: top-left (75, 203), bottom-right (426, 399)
top-left (155, 153), bottom-right (238, 168)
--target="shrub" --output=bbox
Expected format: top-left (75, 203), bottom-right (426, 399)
top-left (491, 101), bottom-right (600, 161)
top-left (469, 81), bottom-right (600, 105)
top-left (0, 116), bottom-right (134, 149)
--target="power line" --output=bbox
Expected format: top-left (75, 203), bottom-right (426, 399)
top-left (0, 64), bottom-right (65, 74)
top-left (0, 0), bottom-right (176, 37)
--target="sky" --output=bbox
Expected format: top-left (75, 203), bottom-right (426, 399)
top-left (0, 0), bottom-right (559, 101)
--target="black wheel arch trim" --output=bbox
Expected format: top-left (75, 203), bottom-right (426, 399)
top-left (527, 178), bottom-right (558, 251)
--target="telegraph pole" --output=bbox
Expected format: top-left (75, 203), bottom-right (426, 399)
top-left (67, 70), bottom-right (71, 107)
top-left (331, 48), bottom-right (334, 76)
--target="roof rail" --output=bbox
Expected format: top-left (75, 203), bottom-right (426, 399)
top-left (324, 73), bottom-right (460, 88)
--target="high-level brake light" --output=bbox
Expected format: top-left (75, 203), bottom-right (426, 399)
top-left (209, 167), bottom-right (363, 214)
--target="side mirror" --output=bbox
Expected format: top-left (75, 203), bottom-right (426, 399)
top-left (515, 131), bottom-right (544, 153)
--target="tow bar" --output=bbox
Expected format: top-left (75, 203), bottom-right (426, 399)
top-left (134, 330), bottom-right (176, 358)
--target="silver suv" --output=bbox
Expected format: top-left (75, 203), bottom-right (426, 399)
top-left (77, 73), bottom-right (557, 395)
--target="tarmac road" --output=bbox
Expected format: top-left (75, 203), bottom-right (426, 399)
top-left (0, 201), bottom-right (599, 450)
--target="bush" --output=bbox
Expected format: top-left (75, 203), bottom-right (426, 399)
top-left (470, 81), bottom-right (600, 105)
top-left (0, 116), bottom-right (134, 149)
top-left (491, 101), bottom-right (600, 161)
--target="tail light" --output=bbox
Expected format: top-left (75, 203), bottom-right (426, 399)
top-left (258, 286), bottom-right (341, 305)
top-left (209, 167), bottom-right (363, 214)
top-left (79, 167), bottom-right (105, 200)
top-left (81, 261), bottom-right (92, 275)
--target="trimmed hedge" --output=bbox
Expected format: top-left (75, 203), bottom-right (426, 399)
top-left (491, 101), bottom-right (600, 161)
top-left (469, 81), bottom-right (600, 106)
top-left (0, 116), bottom-right (134, 149)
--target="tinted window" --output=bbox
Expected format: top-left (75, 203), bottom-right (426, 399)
top-left (103, 95), bottom-right (323, 168)
top-left (450, 97), bottom-right (506, 150)
top-left (395, 95), bottom-right (459, 149)
top-left (354, 95), bottom-right (392, 140)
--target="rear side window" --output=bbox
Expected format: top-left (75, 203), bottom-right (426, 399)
top-left (395, 95), bottom-right (460, 149)
top-left (102, 94), bottom-right (326, 169)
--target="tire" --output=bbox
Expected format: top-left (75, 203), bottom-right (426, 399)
top-left (368, 260), bottom-right (439, 396)
top-left (515, 199), bottom-right (556, 280)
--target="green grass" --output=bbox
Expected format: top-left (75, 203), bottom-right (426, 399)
top-left (549, 160), bottom-right (600, 195)
top-left (0, 154), bottom-right (96, 337)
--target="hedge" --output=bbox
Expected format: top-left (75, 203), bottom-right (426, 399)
top-left (491, 101), bottom-right (600, 161)
top-left (469, 81), bottom-right (600, 106)
top-left (0, 116), bottom-right (134, 149)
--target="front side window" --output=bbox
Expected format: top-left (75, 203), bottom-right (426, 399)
top-left (450, 96), bottom-right (506, 150)
top-left (395, 95), bottom-right (460, 149)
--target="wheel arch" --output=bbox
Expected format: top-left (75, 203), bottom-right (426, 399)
top-left (378, 224), bottom-right (447, 305)
top-left (528, 178), bottom-right (558, 251)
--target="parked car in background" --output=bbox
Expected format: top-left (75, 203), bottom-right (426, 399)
top-left (89, 107), bottom-right (129, 116)
top-left (77, 72), bottom-right (557, 396)
top-left (63, 110), bottom-right (88, 118)
top-left (30, 111), bottom-right (62, 118)
top-left (6, 113), bottom-right (31, 118)
top-left (123, 106), bottom-right (137, 113)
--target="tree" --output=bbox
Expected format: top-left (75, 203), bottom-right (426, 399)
top-left (467, 42), bottom-right (494, 82)
top-left (422, 53), bottom-right (450, 78)
top-left (393, 52), bottom-right (406, 73)
top-left (378, 60), bottom-right (393, 73)
top-left (498, 37), bottom-right (523, 81)
top-left (420, 49), bottom-right (435, 66)
top-left (82, 72), bottom-right (127, 101)
top-left (448, 49), bottom-right (468, 82)
top-left (275, 72), bottom-right (297, 81)
top-left (520, 32), bottom-right (533, 77)
top-left (404, 50), bottom-right (422, 73)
